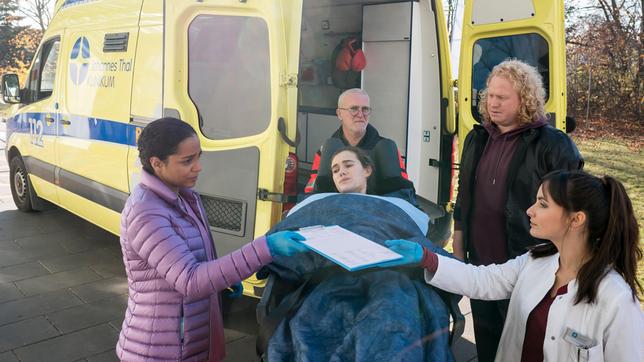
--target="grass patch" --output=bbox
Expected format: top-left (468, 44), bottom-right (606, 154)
top-left (573, 136), bottom-right (644, 308)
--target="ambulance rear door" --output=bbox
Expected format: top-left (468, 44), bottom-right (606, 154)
top-left (457, 0), bottom-right (567, 144)
top-left (164, 1), bottom-right (302, 279)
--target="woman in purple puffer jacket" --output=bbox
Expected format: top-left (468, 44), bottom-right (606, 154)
top-left (116, 118), bottom-right (307, 361)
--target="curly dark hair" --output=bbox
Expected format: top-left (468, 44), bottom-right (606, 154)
top-left (137, 117), bottom-right (197, 174)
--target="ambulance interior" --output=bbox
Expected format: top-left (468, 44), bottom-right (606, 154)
top-left (295, 0), bottom-right (446, 212)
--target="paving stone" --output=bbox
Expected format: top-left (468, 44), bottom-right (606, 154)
top-left (39, 248), bottom-right (121, 274)
top-left (15, 267), bottom-right (102, 296)
top-left (29, 210), bottom-right (83, 234)
top-left (224, 328), bottom-right (248, 343)
top-left (0, 210), bottom-right (26, 222)
top-left (89, 262), bottom-right (126, 279)
top-left (14, 324), bottom-right (119, 362)
top-left (0, 317), bottom-right (60, 353)
top-left (0, 261), bottom-right (50, 283)
top-left (70, 277), bottom-right (128, 303)
top-left (0, 282), bottom-right (22, 304)
top-left (60, 235), bottom-right (117, 254)
top-left (15, 230), bottom-right (82, 247)
top-left (222, 334), bottom-right (259, 362)
top-left (37, 215), bottom-right (110, 239)
top-left (0, 289), bottom-right (83, 326)
top-left (86, 349), bottom-right (118, 362)
top-left (48, 295), bottom-right (127, 333)
top-left (0, 240), bottom-right (19, 252)
top-left (0, 218), bottom-right (44, 241)
top-left (0, 250), bottom-right (31, 268)
top-left (108, 319), bottom-right (122, 332)
top-left (0, 352), bottom-right (18, 362)
top-left (0, 239), bottom-right (70, 267)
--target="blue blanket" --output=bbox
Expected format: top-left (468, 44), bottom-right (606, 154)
top-left (259, 194), bottom-right (455, 362)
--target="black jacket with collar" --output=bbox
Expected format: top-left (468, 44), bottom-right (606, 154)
top-left (454, 123), bottom-right (584, 260)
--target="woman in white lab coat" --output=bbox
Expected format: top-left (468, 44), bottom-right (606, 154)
top-left (384, 170), bottom-right (644, 361)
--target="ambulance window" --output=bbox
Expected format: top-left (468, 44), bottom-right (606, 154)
top-left (471, 33), bottom-right (549, 122)
top-left (188, 15), bottom-right (270, 140)
top-left (40, 42), bottom-right (60, 94)
top-left (26, 38), bottom-right (60, 103)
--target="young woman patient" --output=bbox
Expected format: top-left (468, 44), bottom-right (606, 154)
top-left (330, 146), bottom-right (374, 194)
top-left (385, 170), bottom-right (644, 361)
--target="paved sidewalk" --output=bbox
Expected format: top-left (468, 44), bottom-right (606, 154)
top-left (0, 121), bottom-right (477, 361)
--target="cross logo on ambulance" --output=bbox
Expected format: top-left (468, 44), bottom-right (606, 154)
top-left (69, 37), bottom-right (90, 85)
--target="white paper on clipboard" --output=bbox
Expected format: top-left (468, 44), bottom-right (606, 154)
top-left (297, 225), bottom-right (402, 271)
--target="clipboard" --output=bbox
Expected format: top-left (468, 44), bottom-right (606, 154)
top-left (297, 225), bottom-right (402, 271)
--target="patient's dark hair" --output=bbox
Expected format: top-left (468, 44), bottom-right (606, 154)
top-left (138, 117), bottom-right (197, 174)
top-left (331, 146), bottom-right (375, 173)
top-left (530, 170), bottom-right (642, 305)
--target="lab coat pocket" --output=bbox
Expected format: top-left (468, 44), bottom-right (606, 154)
top-left (568, 344), bottom-right (603, 362)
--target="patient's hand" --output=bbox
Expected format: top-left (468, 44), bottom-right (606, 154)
top-left (378, 239), bottom-right (423, 267)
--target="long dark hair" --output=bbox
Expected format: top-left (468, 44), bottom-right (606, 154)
top-left (137, 117), bottom-right (197, 174)
top-left (330, 146), bottom-right (375, 192)
top-left (530, 170), bottom-right (642, 304)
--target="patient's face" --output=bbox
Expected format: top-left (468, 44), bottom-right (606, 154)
top-left (331, 151), bottom-right (372, 194)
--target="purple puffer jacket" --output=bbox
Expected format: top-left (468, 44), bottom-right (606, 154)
top-left (116, 171), bottom-right (273, 361)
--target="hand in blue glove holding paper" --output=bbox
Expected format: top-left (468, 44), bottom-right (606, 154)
top-left (378, 239), bottom-right (424, 267)
top-left (266, 230), bottom-right (308, 257)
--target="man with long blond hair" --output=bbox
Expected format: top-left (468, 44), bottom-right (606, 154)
top-left (452, 59), bottom-right (583, 361)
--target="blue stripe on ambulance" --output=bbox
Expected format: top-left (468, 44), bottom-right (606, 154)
top-left (6, 112), bottom-right (139, 146)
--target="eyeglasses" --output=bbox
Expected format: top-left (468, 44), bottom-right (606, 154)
top-left (338, 106), bottom-right (373, 116)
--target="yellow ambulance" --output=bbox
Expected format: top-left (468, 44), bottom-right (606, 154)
top-left (1, 0), bottom-right (568, 297)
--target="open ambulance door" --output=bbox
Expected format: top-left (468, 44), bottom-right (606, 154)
top-left (163, 1), bottom-right (302, 297)
top-left (457, 0), bottom-right (567, 146)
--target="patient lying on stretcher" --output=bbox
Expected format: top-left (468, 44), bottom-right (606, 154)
top-left (256, 147), bottom-right (460, 362)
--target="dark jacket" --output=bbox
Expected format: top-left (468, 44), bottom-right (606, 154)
top-left (454, 123), bottom-right (583, 261)
top-left (304, 124), bottom-right (411, 195)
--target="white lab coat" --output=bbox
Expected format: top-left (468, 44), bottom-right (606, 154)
top-left (425, 252), bottom-right (644, 362)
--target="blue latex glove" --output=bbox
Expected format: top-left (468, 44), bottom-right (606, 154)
top-left (378, 239), bottom-right (424, 268)
top-left (223, 282), bottom-right (243, 299)
top-left (266, 230), bottom-right (308, 257)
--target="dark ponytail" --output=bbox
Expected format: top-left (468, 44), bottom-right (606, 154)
top-left (137, 117), bottom-right (197, 174)
top-left (585, 176), bottom-right (642, 303)
top-left (531, 170), bottom-right (642, 304)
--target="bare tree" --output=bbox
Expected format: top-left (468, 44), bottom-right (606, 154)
top-left (566, 0), bottom-right (642, 122)
top-left (444, 0), bottom-right (458, 44)
top-left (17, 0), bottom-right (51, 31)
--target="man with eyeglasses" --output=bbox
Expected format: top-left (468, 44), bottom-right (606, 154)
top-left (304, 89), bottom-right (414, 202)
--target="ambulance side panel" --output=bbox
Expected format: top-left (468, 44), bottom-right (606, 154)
top-left (55, 1), bottom-right (142, 234)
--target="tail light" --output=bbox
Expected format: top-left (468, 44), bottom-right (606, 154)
top-left (282, 152), bottom-right (298, 213)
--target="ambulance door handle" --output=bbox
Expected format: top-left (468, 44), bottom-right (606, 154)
top-left (60, 119), bottom-right (71, 126)
top-left (277, 117), bottom-right (300, 147)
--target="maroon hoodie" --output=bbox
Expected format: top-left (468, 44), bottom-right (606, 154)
top-left (468, 118), bottom-right (548, 266)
